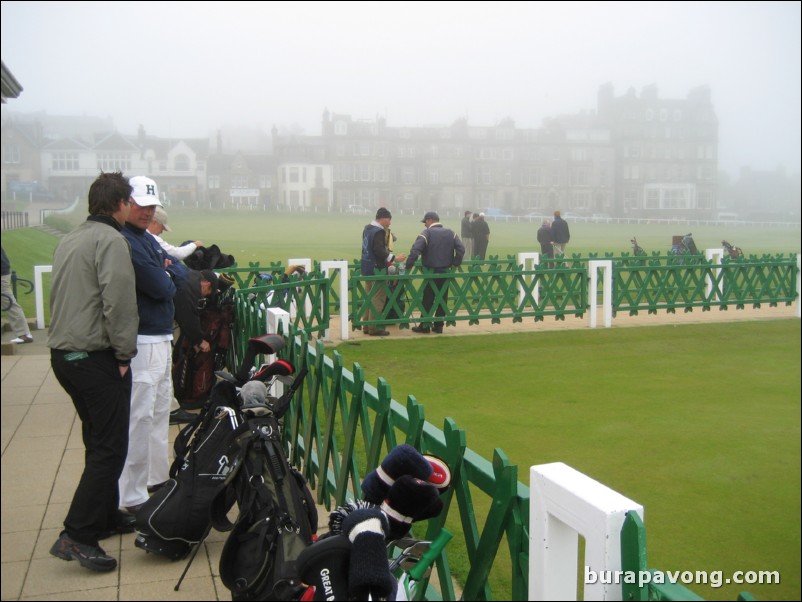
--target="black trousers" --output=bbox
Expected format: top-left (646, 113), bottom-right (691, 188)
top-left (51, 349), bottom-right (131, 546)
top-left (422, 275), bottom-right (448, 330)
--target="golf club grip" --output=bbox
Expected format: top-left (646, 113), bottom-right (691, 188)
top-left (407, 529), bottom-right (452, 581)
top-left (272, 366), bottom-right (308, 418)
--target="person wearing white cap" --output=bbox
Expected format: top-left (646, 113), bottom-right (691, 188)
top-left (147, 206), bottom-right (203, 261)
top-left (119, 176), bottom-right (181, 515)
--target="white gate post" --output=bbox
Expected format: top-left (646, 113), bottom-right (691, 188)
top-left (518, 252), bottom-right (540, 308)
top-left (265, 308), bottom-right (290, 396)
top-left (321, 260), bottom-right (350, 341)
top-left (529, 462), bottom-right (644, 601)
top-left (588, 260), bottom-right (613, 328)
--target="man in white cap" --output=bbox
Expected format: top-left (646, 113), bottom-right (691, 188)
top-left (147, 206), bottom-right (203, 261)
top-left (118, 176), bottom-right (181, 514)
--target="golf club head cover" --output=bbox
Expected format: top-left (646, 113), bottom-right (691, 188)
top-left (327, 499), bottom-right (377, 535)
top-left (234, 333), bottom-right (286, 383)
top-left (251, 359), bottom-right (294, 382)
top-left (361, 444), bottom-right (433, 504)
top-left (381, 475), bottom-right (444, 540)
top-left (296, 535), bottom-right (352, 602)
top-left (341, 508), bottom-right (397, 600)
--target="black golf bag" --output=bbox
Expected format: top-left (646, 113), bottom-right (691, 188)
top-left (173, 287), bottom-right (236, 409)
top-left (134, 382), bottom-right (242, 560)
top-left (722, 240), bottom-right (744, 259)
top-left (135, 335), bottom-right (301, 563)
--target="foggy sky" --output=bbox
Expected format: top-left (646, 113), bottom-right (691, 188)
top-left (2, 1), bottom-right (800, 179)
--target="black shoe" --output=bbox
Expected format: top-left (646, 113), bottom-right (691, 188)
top-left (98, 512), bottom-right (137, 540)
top-left (50, 532), bottom-right (117, 572)
top-left (169, 408), bottom-right (196, 425)
top-left (432, 327), bottom-right (444, 334)
top-left (367, 330), bottom-right (390, 337)
top-left (411, 326), bottom-right (431, 334)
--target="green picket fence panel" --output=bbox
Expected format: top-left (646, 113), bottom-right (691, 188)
top-left (232, 314), bottom-right (531, 600)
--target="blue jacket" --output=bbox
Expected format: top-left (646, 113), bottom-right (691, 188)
top-left (122, 223), bottom-right (177, 335)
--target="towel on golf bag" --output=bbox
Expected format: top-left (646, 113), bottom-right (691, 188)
top-left (183, 243), bottom-right (236, 270)
top-left (134, 381), bottom-right (243, 560)
top-left (217, 411), bottom-right (318, 601)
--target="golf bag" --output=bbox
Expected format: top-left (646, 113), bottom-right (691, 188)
top-left (135, 335), bottom-right (294, 562)
top-left (134, 382), bottom-right (242, 560)
top-left (218, 368), bottom-right (317, 601)
top-left (631, 237), bottom-right (646, 256)
top-left (173, 288), bottom-right (236, 409)
top-left (671, 233), bottom-right (698, 255)
top-left (722, 240), bottom-right (744, 259)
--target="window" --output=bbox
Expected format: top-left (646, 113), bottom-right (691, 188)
top-left (174, 154), bottom-right (190, 171)
top-left (3, 143), bottom-right (21, 164)
top-left (97, 153), bottom-right (130, 172)
top-left (231, 175), bottom-right (248, 188)
top-left (52, 152), bottom-right (79, 171)
top-left (289, 167), bottom-right (299, 183)
top-left (260, 175), bottom-right (272, 188)
top-left (208, 175), bottom-right (220, 189)
top-left (334, 121), bottom-right (347, 135)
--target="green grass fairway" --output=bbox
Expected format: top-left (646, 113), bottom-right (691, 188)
top-left (333, 321), bottom-right (801, 601)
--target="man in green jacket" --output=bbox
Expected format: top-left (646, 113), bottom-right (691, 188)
top-left (47, 171), bottom-right (139, 572)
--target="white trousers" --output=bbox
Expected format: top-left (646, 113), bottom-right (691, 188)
top-left (119, 340), bottom-right (172, 507)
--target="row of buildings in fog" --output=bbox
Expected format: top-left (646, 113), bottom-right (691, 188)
top-left (2, 83), bottom-right (799, 220)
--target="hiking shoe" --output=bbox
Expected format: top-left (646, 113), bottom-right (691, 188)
top-left (411, 326), bottom-right (431, 334)
top-left (98, 512), bottom-right (137, 540)
top-left (367, 330), bottom-right (390, 337)
top-left (10, 334), bottom-right (33, 344)
top-left (50, 532), bottom-right (117, 572)
top-left (169, 408), bottom-right (196, 425)
top-left (432, 327), bottom-right (444, 334)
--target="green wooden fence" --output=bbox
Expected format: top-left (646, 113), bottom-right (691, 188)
top-left (218, 252), bottom-right (795, 600)
top-left (219, 252), bottom-right (799, 336)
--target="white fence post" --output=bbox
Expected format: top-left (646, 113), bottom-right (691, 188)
top-left (321, 260), bottom-right (350, 341)
top-left (265, 308), bottom-right (291, 397)
top-left (705, 248), bottom-right (724, 302)
top-left (796, 254), bottom-right (801, 319)
top-left (588, 260), bottom-right (613, 328)
top-left (34, 265), bottom-right (53, 330)
top-left (518, 252), bottom-right (540, 308)
top-left (529, 462), bottom-right (644, 601)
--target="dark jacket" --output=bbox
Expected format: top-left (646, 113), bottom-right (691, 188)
top-left (122, 222), bottom-right (177, 336)
top-left (173, 270), bottom-right (206, 346)
top-left (361, 222), bottom-right (395, 276)
top-left (537, 225), bottom-right (554, 255)
top-left (461, 216), bottom-right (473, 239)
top-left (551, 216), bottom-right (570, 244)
top-left (405, 223), bottom-right (465, 272)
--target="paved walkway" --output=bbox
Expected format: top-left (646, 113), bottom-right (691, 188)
top-left (1, 304), bottom-right (798, 600)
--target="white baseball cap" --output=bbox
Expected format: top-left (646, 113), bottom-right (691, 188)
top-left (129, 176), bottom-right (162, 207)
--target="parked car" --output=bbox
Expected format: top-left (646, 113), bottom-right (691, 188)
top-left (346, 205), bottom-right (370, 214)
top-left (483, 207), bottom-right (514, 218)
